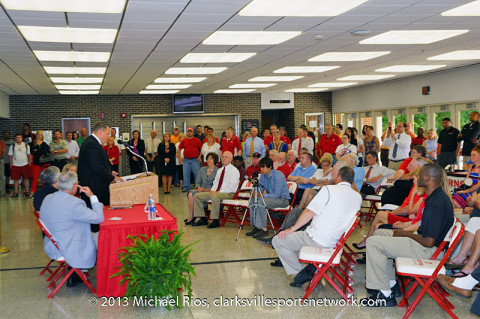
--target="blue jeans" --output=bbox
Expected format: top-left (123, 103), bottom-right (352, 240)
top-left (182, 158), bottom-right (200, 191)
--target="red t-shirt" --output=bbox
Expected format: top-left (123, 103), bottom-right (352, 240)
top-left (103, 145), bottom-right (120, 165)
top-left (412, 136), bottom-right (427, 146)
top-left (179, 137), bottom-right (202, 159)
top-left (220, 135), bottom-right (242, 155)
top-left (398, 157), bottom-right (413, 173)
top-left (276, 163), bottom-right (292, 179)
top-left (317, 133), bottom-right (342, 155)
top-left (246, 164), bottom-right (261, 178)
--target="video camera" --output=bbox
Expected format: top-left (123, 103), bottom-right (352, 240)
top-left (249, 171), bottom-right (260, 187)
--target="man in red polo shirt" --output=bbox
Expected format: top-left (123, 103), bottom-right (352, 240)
top-left (317, 124), bottom-right (342, 161)
top-left (179, 127), bottom-right (203, 192)
top-left (246, 152), bottom-right (262, 178)
top-left (276, 152), bottom-right (292, 179)
top-left (287, 150), bottom-right (298, 171)
top-left (220, 127), bottom-right (242, 156)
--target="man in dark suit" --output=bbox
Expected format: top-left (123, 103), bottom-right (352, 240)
top-left (78, 123), bottom-right (122, 221)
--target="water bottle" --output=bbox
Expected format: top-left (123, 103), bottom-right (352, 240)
top-left (148, 194), bottom-right (157, 220)
top-left (145, 194), bottom-right (154, 212)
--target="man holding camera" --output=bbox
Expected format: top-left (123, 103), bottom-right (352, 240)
top-left (382, 122), bottom-right (411, 171)
top-left (246, 157), bottom-right (290, 239)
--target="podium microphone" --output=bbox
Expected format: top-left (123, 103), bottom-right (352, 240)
top-left (117, 140), bottom-right (149, 176)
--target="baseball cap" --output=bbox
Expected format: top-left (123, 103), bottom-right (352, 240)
top-left (187, 127), bottom-right (194, 132)
top-left (252, 152), bottom-right (261, 158)
top-left (173, 126), bottom-right (179, 130)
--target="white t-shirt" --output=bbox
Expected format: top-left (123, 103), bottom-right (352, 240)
top-left (356, 138), bottom-right (364, 158)
top-left (9, 142), bottom-right (30, 166)
top-left (335, 144), bottom-right (357, 157)
top-left (201, 142), bottom-right (221, 160)
top-left (306, 182), bottom-right (362, 248)
top-left (311, 168), bottom-right (332, 190)
top-left (175, 142), bottom-right (184, 165)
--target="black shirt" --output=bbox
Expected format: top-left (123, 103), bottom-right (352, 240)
top-left (418, 186), bottom-right (454, 247)
top-left (194, 133), bottom-right (205, 143)
top-left (33, 184), bottom-right (58, 211)
top-left (459, 121), bottom-right (480, 156)
top-left (438, 126), bottom-right (460, 152)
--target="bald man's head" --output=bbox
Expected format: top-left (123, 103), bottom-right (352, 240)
top-left (221, 151), bottom-right (233, 166)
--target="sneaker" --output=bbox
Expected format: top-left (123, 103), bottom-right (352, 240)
top-left (290, 264), bottom-right (316, 287)
top-left (246, 227), bottom-right (261, 237)
top-left (10, 192), bottom-right (18, 198)
top-left (361, 291), bottom-right (397, 307)
top-left (270, 259), bottom-right (282, 267)
top-left (253, 229), bottom-right (269, 239)
top-left (367, 282), bottom-right (402, 298)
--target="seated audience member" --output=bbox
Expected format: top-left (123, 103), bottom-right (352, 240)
top-left (185, 152), bottom-right (218, 225)
top-left (291, 128), bottom-right (314, 154)
top-left (62, 163), bottom-right (77, 173)
top-left (33, 166), bottom-right (60, 211)
top-left (295, 148), bottom-right (317, 170)
top-left (233, 155), bottom-right (246, 182)
top-left (269, 131), bottom-right (288, 153)
top-left (380, 145), bottom-right (427, 206)
top-left (287, 150), bottom-right (298, 171)
top-left (192, 151), bottom-right (240, 229)
top-left (40, 171), bottom-right (104, 287)
top-left (341, 153), bottom-right (364, 192)
top-left (452, 145), bottom-right (480, 209)
top-left (246, 152), bottom-right (261, 178)
top-left (269, 150), bottom-right (279, 169)
top-left (246, 157), bottom-right (290, 239)
top-left (287, 152), bottom-right (317, 207)
top-left (297, 153), bottom-right (333, 209)
top-left (335, 134), bottom-right (357, 162)
top-left (272, 166), bottom-right (362, 286)
top-left (275, 152), bottom-right (292, 179)
top-left (361, 151), bottom-right (395, 195)
top-left (437, 264), bottom-right (480, 314)
top-left (362, 164), bottom-right (454, 306)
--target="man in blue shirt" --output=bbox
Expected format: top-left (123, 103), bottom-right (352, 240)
top-left (342, 153), bottom-right (364, 192)
top-left (243, 127), bottom-right (266, 168)
top-left (246, 157), bottom-right (290, 239)
top-left (287, 152), bottom-right (316, 207)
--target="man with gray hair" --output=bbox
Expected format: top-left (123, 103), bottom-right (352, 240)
top-left (40, 171), bottom-right (104, 287)
top-left (341, 153), bottom-right (364, 192)
top-left (276, 152), bottom-right (292, 179)
top-left (33, 166), bottom-right (60, 212)
top-left (243, 126), bottom-right (266, 167)
top-left (287, 150), bottom-right (298, 171)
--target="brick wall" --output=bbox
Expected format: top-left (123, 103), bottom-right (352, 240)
top-left (293, 92), bottom-right (333, 129)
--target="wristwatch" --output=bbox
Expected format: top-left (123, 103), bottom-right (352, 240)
top-left (291, 227), bottom-right (295, 232)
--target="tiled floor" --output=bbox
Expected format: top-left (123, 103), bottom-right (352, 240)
top-left (0, 186), bottom-right (477, 318)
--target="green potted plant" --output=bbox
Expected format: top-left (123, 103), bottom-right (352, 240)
top-left (112, 230), bottom-right (196, 310)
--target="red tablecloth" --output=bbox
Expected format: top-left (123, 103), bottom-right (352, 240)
top-left (96, 204), bottom-right (177, 297)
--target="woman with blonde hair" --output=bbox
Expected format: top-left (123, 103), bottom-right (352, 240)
top-left (201, 133), bottom-right (220, 165)
top-left (30, 130), bottom-right (51, 198)
top-left (423, 129), bottom-right (438, 161)
top-left (62, 163), bottom-right (77, 173)
top-left (297, 153), bottom-right (333, 208)
top-left (103, 136), bottom-right (120, 173)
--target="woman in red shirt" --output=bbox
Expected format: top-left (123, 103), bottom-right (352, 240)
top-left (103, 137), bottom-right (120, 173)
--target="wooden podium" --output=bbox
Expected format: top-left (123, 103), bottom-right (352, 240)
top-left (109, 173), bottom-right (159, 206)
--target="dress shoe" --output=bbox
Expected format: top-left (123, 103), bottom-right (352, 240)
top-left (207, 219), bottom-right (220, 229)
top-left (353, 242), bottom-right (366, 250)
top-left (290, 264), bottom-right (316, 287)
top-left (184, 218), bottom-right (196, 225)
top-left (258, 236), bottom-right (274, 246)
top-left (361, 291), bottom-right (397, 307)
top-left (192, 217), bottom-right (208, 226)
top-left (356, 255), bottom-right (366, 264)
top-left (67, 271), bottom-right (84, 288)
top-left (246, 227), bottom-right (260, 237)
top-left (270, 259), bottom-right (282, 267)
top-left (367, 281), bottom-right (402, 298)
top-left (253, 229), bottom-right (269, 239)
top-left (437, 274), bottom-right (473, 298)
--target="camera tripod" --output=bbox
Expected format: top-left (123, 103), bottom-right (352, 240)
top-left (235, 181), bottom-right (277, 241)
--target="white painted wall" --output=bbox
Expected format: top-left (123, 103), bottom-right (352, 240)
top-left (332, 64), bottom-right (480, 113)
top-left (0, 92), bottom-right (9, 118)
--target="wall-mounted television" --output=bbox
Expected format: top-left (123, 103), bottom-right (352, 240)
top-left (173, 94), bottom-right (204, 113)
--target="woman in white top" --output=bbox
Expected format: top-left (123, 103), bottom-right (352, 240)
top-left (201, 133), bottom-right (221, 166)
top-left (335, 134), bottom-right (357, 161)
top-left (297, 153), bottom-right (333, 209)
top-left (423, 129), bottom-right (438, 161)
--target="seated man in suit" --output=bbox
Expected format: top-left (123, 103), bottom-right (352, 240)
top-left (273, 166), bottom-right (362, 287)
top-left (40, 171), bottom-right (104, 287)
top-left (192, 151), bottom-right (240, 229)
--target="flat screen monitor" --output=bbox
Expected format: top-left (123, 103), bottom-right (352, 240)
top-left (173, 94), bottom-right (204, 113)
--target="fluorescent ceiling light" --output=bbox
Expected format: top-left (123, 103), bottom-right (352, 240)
top-left (203, 31), bottom-right (301, 45)
top-left (428, 50), bottom-right (480, 60)
top-left (34, 50), bottom-right (110, 62)
top-left (165, 67), bottom-right (227, 75)
top-left (180, 53), bottom-right (256, 63)
top-left (239, 0), bottom-right (367, 17)
top-left (442, 0), bottom-right (480, 16)
top-left (55, 85), bottom-right (101, 90)
top-left (154, 77), bottom-right (207, 83)
top-left (139, 90), bottom-right (179, 94)
top-left (59, 91), bottom-right (99, 95)
top-left (18, 26), bottom-right (117, 43)
top-left (214, 89), bottom-right (256, 93)
top-left (285, 88), bottom-right (329, 92)
top-left (376, 65), bottom-right (446, 72)
top-left (309, 82), bottom-right (357, 88)
top-left (274, 66), bottom-right (339, 73)
top-left (360, 30), bottom-right (468, 44)
top-left (50, 77), bottom-right (103, 83)
top-left (337, 75), bottom-right (396, 81)
top-left (249, 76), bottom-right (304, 82)
top-left (229, 83), bottom-right (276, 89)
top-left (146, 84), bottom-right (191, 90)
top-left (44, 67), bottom-right (106, 75)
top-left (0, 0), bottom-right (125, 13)
top-left (309, 51), bottom-right (390, 62)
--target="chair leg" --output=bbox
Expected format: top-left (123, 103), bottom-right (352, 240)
top-left (75, 269), bottom-right (96, 294)
top-left (302, 265), bottom-right (328, 301)
top-left (39, 260), bottom-right (55, 276)
top-left (48, 268), bottom-right (75, 298)
top-left (47, 263), bottom-right (68, 289)
top-left (46, 261), bottom-right (66, 282)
